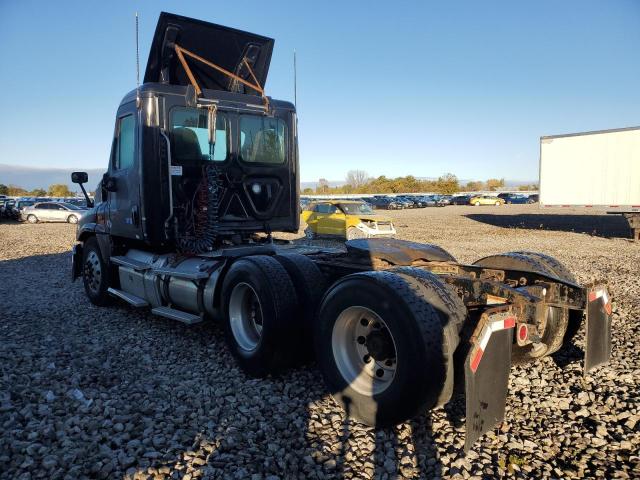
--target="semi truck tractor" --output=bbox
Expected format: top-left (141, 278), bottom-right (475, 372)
top-left (539, 126), bottom-right (640, 240)
top-left (71, 12), bottom-right (612, 450)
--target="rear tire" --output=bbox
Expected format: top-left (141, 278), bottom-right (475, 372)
top-left (221, 255), bottom-right (298, 377)
top-left (67, 215), bottom-right (78, 224)
top-left (474, 201), bottom-right (481, 206)
top-left (473, 252), bottom-right (575, 361)
top-left (82, 237), bottom-right (112, 306)
top-left (495, 201), bottom-right (501, 206)
top-left (315, 271), bottom-right (460, 428)
top-left (274, 253), bottom-right (326, 362)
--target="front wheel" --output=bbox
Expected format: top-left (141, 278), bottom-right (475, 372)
top-left (474, 201), bottom-right (481, 206)
top-left (495, 201), bottom-right (501, 206)
top-left (346, 227), bottom-right (366, 240)
top-left (27, 215), bottom-right (38, 223)
top-left (82, 237), bottom-right (112, 306)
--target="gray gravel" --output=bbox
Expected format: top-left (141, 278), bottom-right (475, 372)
top-left (1, 205), bottom-right (638, 479)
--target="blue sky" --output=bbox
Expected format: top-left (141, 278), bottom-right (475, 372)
top-left (0, 0), bottom-right (638, 183)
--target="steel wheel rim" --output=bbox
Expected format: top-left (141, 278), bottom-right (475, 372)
top-left (229, 282), bottom-right (263, 352)
top-left (332, 306), bottom-right (397, 396)
top-left (84, 251), bottom-right (102, 293)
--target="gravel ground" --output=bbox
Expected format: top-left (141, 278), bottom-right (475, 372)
top-left (0, 204), bottom-right (638, 479)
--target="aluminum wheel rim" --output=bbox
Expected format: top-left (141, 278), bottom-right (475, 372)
top-left (69, 215), bottom-right (78, 224)
top-left (84, 251), bottom-right (102, 293)
top-left (229, 283), bottom-right (263, 352)
top-left (332, 306), bottom-right (397, 396)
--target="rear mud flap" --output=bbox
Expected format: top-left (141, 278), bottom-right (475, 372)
top-left (464, 310), bottom-right (515, 451)
top-left (584, 285), bottom-right (612, 374)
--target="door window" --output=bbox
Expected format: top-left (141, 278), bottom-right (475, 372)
top-left (315, 204), bottom-right (336, 214)
top-left (115, 115), bottom-right (135, 170)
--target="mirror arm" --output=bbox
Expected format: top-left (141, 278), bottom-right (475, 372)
top-left (78, 183), bottom-right (93, 208)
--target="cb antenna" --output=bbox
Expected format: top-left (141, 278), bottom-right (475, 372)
top-left (135, 12), bottom-right (140, 106)
top-left (293, 49), bottom-right (297, 108)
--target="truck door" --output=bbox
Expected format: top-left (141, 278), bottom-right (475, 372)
top-left (108, 103), bottom-right (142, 240)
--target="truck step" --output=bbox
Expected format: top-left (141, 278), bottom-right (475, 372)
top-left (110, 256), bottom-right (151, 271)
top-left (107, 288), bottom-right (149, 307)
top-left (151, 306), bottom-right (202, 325)
top-left (152, 267), bottom-right (210, 280)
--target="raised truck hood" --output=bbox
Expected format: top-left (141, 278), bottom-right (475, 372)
top-left (144, 12), bottom-right (274, 94)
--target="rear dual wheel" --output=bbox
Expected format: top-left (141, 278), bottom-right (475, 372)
top-left (314, 269), bottom-right (466, 427)
top-left (221, 254), bottom-right (325, 377)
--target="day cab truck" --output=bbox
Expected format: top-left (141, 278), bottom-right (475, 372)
top-left (540, 126), bottom-right (640, 240)
top-left (71, 12), bottom-right (612, 450)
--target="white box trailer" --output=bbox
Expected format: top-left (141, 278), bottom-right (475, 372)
top-left (539, 126), bottom-right (640, 240)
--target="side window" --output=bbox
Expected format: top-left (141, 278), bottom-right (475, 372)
top-left (316, 204), bottom-right (336, 214)
top-left (115, 115), bottom-right (135, 170)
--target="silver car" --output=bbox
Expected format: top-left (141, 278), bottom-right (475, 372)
top-left (21, 202), bottom-right (87, 224)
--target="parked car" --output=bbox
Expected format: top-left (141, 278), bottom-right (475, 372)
top-left (527, 194), bottom-right (539, 203)
top-left (301, 200), bottom-right (396, 240)
top-left (369, 197), bottom-right (402, 210)
top-left (418, 195), bottom-right (446, 207)
top-left (21, 202), bottom-right (88, 224)
top-left (391, 197), bottom-right (414, 209)
top-left (497, 193), bottom-right (530, 204)
top-left (451, 195), bottom-right (472, 205)
top-left (396, 195), bottom-right (423, 208)
top-left (469, 195), bottom-right (505, 206)
top-left (0, 199), bottom-right (15, 218)
top-left (434, 195), bottom-right (453, 205)
top-left (9, 199), bottom-right (35, 219)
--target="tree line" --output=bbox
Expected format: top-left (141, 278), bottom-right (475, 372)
top-left (304, 171), bottom-right (538, 195)
top-left (0, 183), bottom-right (75, 197)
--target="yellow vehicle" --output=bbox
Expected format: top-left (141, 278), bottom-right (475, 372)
top-left (469, 195), bottom-right (505, 206)
top-left (301, 200), bottom-right (396, 240)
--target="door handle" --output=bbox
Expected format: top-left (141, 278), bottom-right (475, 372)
top-left (131, 206), bottom-right (139, 226)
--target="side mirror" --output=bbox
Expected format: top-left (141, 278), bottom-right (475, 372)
top-left (71, 171), bottom-right (88, 184)
top-left (71, 171), bottom-right (94, 208)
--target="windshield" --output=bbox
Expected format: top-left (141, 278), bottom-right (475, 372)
top-left (240, 116), bottom-right (287, 164)
top-left (339, 202), bottom-right (374, 215)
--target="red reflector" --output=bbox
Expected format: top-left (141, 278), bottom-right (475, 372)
top-left (470, 348), bottom-right (483, 373)
top-left (605, 303), bottom-right (612, 315)
top-left (588, 291), bottom-right (597, 302)
top-left (503, 316), bottom-right (516, 329)
top-left (518, 324), bottom-right (528, 341)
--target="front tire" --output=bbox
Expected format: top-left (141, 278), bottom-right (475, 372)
top-left (346, 227), bottom-right (366, 240)
top-left (495, 201), bottom-right (501, 206)
top-left (27, 214), bottom-right (38, 223)
top-left (221, 256), bottom-right (298, 377)
top-left (474, 201), bottom-right (481, 206)
top-left (82, 237), bottom-right (112, 306)
top-left (315, 271), bottom-right (462, 428)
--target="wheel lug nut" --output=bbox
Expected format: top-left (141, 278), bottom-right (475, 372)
top-left (376, 369), bottom-right (384, 378)
top-left (360, 318), bottom-right (368, 327)
top-left (363, 354), bottom-right (371, 363)
top-left (357, 336), bottom-right (366, 345)
top-left (385, 359), bottom-right (393, 366)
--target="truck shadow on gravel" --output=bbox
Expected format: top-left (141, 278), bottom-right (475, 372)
top-left (465, 213), bottom-right (631, 239)
top-left (0, 252), bottom-right (450, 479)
